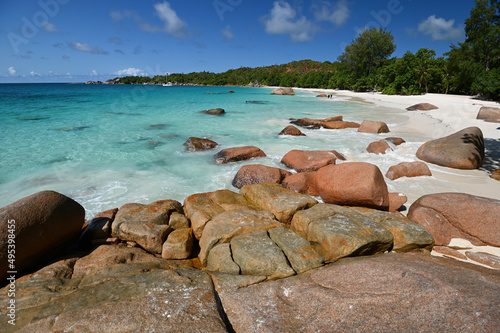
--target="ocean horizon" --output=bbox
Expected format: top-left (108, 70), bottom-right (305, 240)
top-left (0, 83), bottom-right (461, 218)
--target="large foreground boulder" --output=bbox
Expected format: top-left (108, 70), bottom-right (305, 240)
top-left (0, 191), bottom-right (85, 281)
top-left (315, 162), bottom-right (390, 210)
top-left (476, 106), bottom-right (500, 121)
top-left (282, 171), bottom-right (319, 196)
top-left (416, 127), bottom-right (484, 169)
top-left (408, 193), bottom-right (500, 247)
top-left (232, 164), bottom-right (291, 189)
top-left (213, 253), bottom-right (500, 332)
top-left (214, 146), bottom-right (266, 164)
top-left (0, 245), bottom-right (227, 332)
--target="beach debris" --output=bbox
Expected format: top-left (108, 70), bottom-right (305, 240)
top-left (366, 139), bottom-right (393, 154)
top-left (408, 193), bottom-right (500, 247)
top-left (214, 145), bottom-right (266, 164)
top-left (270, 87), bottom-right (295, 95)
top-left (315, 162), bottom-right (390, 210)
top-left (278, 125), bottom-right (306, 136)
top-left (183, 137), bottom-right (218, 151)
top-left (476, 106), bottom-right (500, 121)
top-left (405, 103), bottom-right (438, 111)
top-left (232, 164), bottom-right (291, 189)
top-left (281, 150), bottom-right (340, 172)
top-left (0, 191), bottom-right (85, 281)
top-left (358, 120), bottom-right (390, 133)
top-left (201, 108), bottom-right (225, 115)
top-left (385, 161), bottom-right (432, 180)
top-left (416, 126), bottom-right (484, 169)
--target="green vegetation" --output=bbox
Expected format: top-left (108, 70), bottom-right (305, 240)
top-left (116, 0), bottom-right (499, 100)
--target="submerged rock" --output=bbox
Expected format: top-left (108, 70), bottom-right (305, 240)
top-left (202, 108), bottom-right (225, 115)
top-left (184, 137), bottom-right (218, 151)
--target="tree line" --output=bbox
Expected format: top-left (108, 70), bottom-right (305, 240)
top-left (117, 0), bottom-right (499, 100)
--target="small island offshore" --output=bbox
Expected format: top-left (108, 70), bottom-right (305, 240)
top-left (1, 1), bottom-right (499, 332)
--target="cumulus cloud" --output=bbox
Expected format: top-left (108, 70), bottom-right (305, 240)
top-left (30, 71), bottom-right (41, 77)
top-left (91, 70), bottom-right (99, 76)
top-left (42, 22), bottom-right (59, 33)
top-left (110, 2), bottom-right (190, 39)
top-left (262, 1), bottom-right (318, 42)
top-left (312, 0), bottom-right (350, 27)
top-left (114, 68), bottom-right (147, 76)
top-left (221, 25), bottom-right (235, 42)
top-left (68, 42), bottom-right (109, 55)
top-left (418, 15), bottom-right (464, 41)
top-left (8, 67), bottom-right (17, 76)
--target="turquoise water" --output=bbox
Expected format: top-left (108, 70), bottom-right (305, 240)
top-left (0, 84), bottom-right (459, 217)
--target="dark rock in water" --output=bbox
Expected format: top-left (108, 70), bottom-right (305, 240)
top-left (213, 253), bottom-right (500, 332)
top-left (408, 192), bottom-right (500, 247)
top-left (245, 101), bottom-right (267, 104)
top-left (279, 125), bottom-right (306, 136)
top-left (105, 111), bottom-right (143, 116)
top-left (147, 123), bottom-right (168, 130)
top-left (366, 139), bottom-right (393, 154)
top-left (184, 137), bottom-right (218, 151)
top-left (52, 126), bottom-right (90, 132)
top-left (214, 146), bottom-right (266, 164)
top-left (416, 127), bottom-right (484, 169)
top-left (147, 140), bottom-right (164, 149)
top-left (0, 191), bottom-right (85, 281)
top-left (228, 90), bottom-right (235, 93)
top-left (44, 156), bottom-right (71, 164)
top-left (385, 137), bottom-right (406, 145)
top-left (18, 116), bottom-right (50, 121)
top-left (202, 108), bottom-right (225, 115)
top-left (406, 103), bottom-right (439, 111)
top-left (159, 133), bottom-right (179, 139)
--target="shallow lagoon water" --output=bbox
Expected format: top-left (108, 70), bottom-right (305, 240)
top-left (0, 84), bottom-right (471, 218)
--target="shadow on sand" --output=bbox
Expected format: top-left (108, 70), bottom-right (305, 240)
top-left (481, 138), bottom-right (500, 172)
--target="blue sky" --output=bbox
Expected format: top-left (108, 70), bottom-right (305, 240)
top-left (0, 0), bottom-right (475, 83)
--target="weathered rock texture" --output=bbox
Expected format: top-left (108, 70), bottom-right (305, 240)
top-left (111, 200), bottom-right (183, 253)
top-left (281, 150), bottom-right (339, 172)
top-left (213, 253), bottom-right (500, 333)
top-left (0, 191), bottom-right (85, 281)
top-left (358, 120), bottom-right (390, 133)
top-left (202, 108), bottom-right (225, 115)
top-left (282, 171), bottom-right (319, 196)
top-left (214, 146), bottom-right (266, 164)
top-left (290, 116), bottom-right (360, 130)
top-left (476, 106), bottom-right (500, 121)
top-left (232, 164), bottom-right (291, 189)
top-left (0, 245), bottom-right (227, 333)
top-left (315, 162), bottom-right (390, 210)
top-left (366, 140), bottom-right (393, 154)
top-left (386, 161), bottom-right (432, 180)
top-left (408, 193), bottom-right (500, 247)
top-left (416, 127), bottom-right (484, 169)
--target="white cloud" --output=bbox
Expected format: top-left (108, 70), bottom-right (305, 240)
top-left (8, 66), bottom-right (17, 76)
top-left (221, 25), bottom-right (235, 42)
top-left (42, 22), bottom-right (59, 33)
top-left (312, 0), bottom-right (350, 27)
top-left (418, 15), bottom-right (464, 41)
top-left (91, 70), bottom-right (99, 76)
top-left (68, 42), bottom-right (109, 55)
top-left (30, 71), bottom-right (41, 77)
top-left (262, 1), bottom-right (318, 42)
top-left (111, 2), bottom-right (190, 39)
top-left (114, 68), bottom-right (147, 76)
top-left (154, 2), bottom-right (190, 38)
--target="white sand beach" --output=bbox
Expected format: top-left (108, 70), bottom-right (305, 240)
top-left (299, 88), bottom-right (500, 268)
